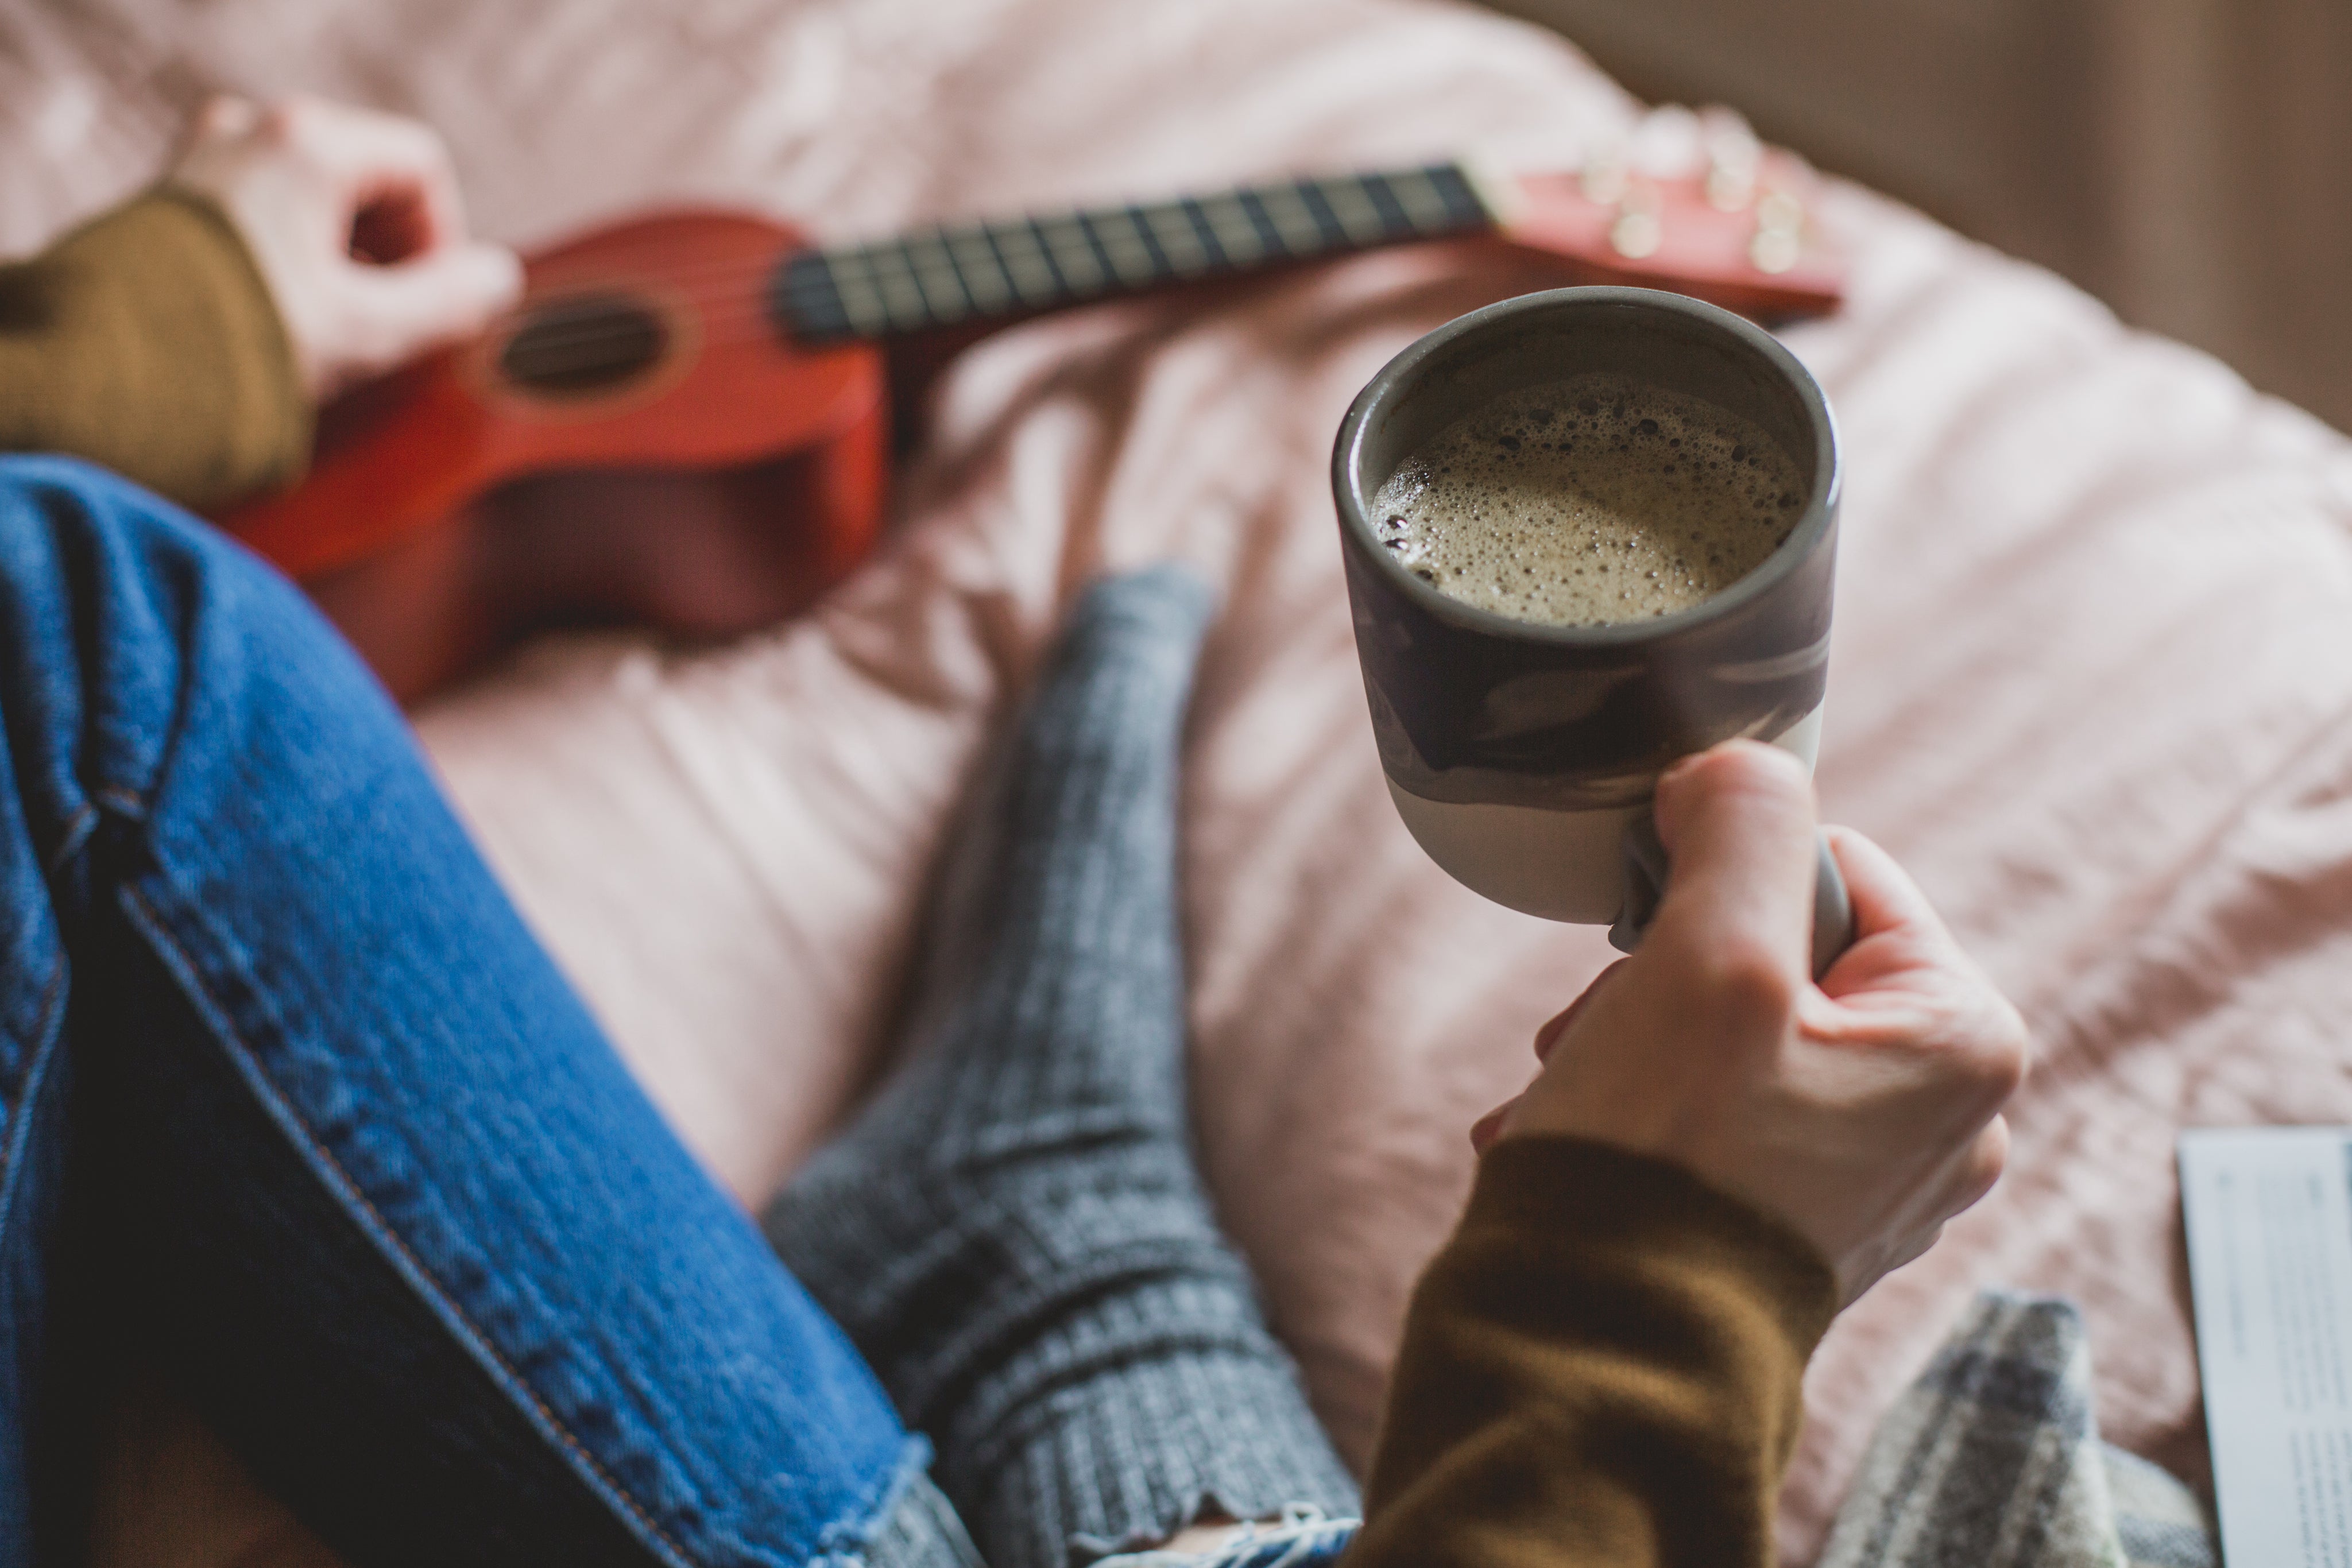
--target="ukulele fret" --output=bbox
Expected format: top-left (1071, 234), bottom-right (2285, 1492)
top-left (1253, 183), bottom-right (1328, 253)
top-left (776, 162), bottom-right (1495, 345)
top-left (1084, 208), bottom-right (1162, 287)
top-left (987, 222), bottom-right (1061, 305)
top-left (868, 243), bottom-right (934, 330)
top-left (1192, 191), bottom-right (1267, 265)
top-left (1321, 179), bottom-right (1386, 245)
top-left (904, 230), bottom-right (976, 322)
top-left (1381, 167), bottom-right (1468, 231)
top-left (945, 226), bottom-right (1015, 313)
top-left (1141, 202), bottom-right (1212, 276)
top-left (1034, 214), bottom-right (1105, 295)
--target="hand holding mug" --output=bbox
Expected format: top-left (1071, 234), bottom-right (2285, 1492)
top-left (1472, 740), bottom-right (2029, 1304)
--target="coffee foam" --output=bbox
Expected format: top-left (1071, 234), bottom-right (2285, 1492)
top-left (1371, 371), bottom-right (1807, 626)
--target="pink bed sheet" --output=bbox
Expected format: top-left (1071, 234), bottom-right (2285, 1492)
top-left (13, 0), bottom-right (2352, 1561)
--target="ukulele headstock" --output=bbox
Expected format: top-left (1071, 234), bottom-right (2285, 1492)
top-left (1470, 109), bottom-right (1847, 322)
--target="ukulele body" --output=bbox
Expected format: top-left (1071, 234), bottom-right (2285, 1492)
top-left (220, 211), bottom-right (888, 702)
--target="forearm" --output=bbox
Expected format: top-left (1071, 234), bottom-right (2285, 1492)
top-left (0, 189), bottom-right (308, 509)
top-left (1349, 1137), bottom-right (1837, 1568)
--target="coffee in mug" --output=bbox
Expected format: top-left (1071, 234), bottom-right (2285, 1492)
top-left (1332, 288), bottom-right (1852, 970)
top-left (1371, 371), bottom-right (1808, 629)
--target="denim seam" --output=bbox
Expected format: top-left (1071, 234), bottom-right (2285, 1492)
top-left (118, 881), bottom-right (710, 1568)
top-left (0, 959), bottom-right (67, 1267)
top-left (91, 785), bottom-right (145, 820)
top-left (40, 802), bottom-right (99, 880)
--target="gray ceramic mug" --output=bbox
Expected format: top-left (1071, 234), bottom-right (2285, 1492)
top-left (1331, 286), bottom-right (1854, 974)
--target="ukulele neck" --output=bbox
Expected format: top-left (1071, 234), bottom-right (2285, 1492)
top-left (773, 162), bottom-right (1503, 344)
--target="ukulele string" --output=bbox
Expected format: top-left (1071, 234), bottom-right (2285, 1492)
top-left (495, 240), bottom-right (1003, 330)
top-left (482, 259), bottom-right (971, 350)
top-left (504, 212), bottom-right (1243, 298)
top-left (485, 229), bottom-right (1324, 354)
top-left (486, 216), bottom-right (1362, 358)
top-left (479, 268), bottom-right (1151, 359)
top-left (477, 284), bottom-right (1147, 361)
top-left (481, 183), bottom-right (1561, 361)
top-left (478, 295), bottom-right (868, 358)
top-left (494, 249), bottom-right (1076, 324)
top-left (477, 165), bottom-right (1828, 359)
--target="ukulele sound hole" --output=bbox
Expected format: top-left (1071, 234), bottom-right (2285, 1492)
top-left (498, 293), bottom-right (669, 396)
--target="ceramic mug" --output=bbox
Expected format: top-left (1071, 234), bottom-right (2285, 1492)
top-left (1331, 286), bottom-right (1853, 973)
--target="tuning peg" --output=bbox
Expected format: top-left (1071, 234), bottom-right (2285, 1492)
top-left (1629, 105), bottom-right (1704, 178)
top-left (1755, 191), bottom-right (1805, 234)
top-left (1706, 162), bottom-right (1757, 213)
top-left (1749, 229), bottom-right (1800, 274)
top-left (1700, 107), bottom-right (1762, 211)
top-left (1749, 189), bottom-right (1806, 273)
top-left (1610, 180), bottom-right (1664, 260)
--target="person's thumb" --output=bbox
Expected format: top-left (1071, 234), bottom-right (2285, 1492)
top-left (1639, 740), bottom-right (1819, 999)
top-left (338, 239), bottom-right (521, 379)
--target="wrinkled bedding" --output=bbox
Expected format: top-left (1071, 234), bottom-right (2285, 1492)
top-left (13, 0), bottom-right (2352, 1561)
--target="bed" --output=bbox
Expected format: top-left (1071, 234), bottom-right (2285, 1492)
top-left (11, 0), bottom-right (2352, 1560)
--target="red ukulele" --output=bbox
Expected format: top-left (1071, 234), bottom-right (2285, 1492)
top-left (219, 148), bottom-right (1844, 701)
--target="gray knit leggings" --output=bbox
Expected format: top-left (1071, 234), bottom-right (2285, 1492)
top-left (764, 568), bottom-right (1361, 1568)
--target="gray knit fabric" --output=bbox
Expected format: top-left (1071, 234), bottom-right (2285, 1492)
top-left (764, 567), bottom-right (1361, 1568)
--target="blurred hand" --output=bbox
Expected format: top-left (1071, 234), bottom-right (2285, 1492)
top-left (1472, 741), bottom-right (2028, 1305)
top-left (169, 95), bottom-right (522, 399)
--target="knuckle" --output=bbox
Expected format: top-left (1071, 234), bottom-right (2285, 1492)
top-left (1693, 939), bottom-right (1800, 1032)
top-left (369, 113), bottom-right (450, 173)
top-left (1900, 971), bottom-right (2028, 1105)
top-left (1968, 998), bottom-right (2031, 1099)
top-left (257, 103), bottom-right (311, 154)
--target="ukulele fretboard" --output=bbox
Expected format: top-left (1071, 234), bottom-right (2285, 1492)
top-left (774, 162), bottom-right (1496, 344)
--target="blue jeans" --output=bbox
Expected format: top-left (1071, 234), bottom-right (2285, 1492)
top-left (0, 458), bottom-right (950, 1567)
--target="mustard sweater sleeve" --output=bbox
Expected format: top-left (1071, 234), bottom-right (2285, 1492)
top-left (0, 189), bottom-right (310, 509)
top-left (1352, 1137), bottom-right (1839, 1568)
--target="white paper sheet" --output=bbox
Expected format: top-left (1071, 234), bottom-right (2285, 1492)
top-left (2180, 1126), bottom-right (2352, 1567)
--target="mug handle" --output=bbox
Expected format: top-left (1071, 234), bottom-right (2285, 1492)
top-left (1608, 812), bottom-right (1856, 981)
